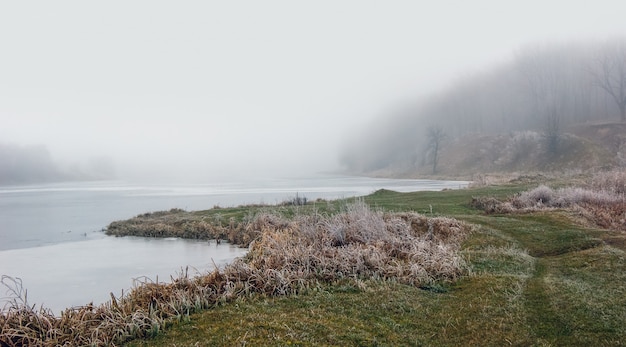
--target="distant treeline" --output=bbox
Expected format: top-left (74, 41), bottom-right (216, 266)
top-left (0, 143), bottom-right (65, 184)
top-left (341, 38), bottom-right (626, 174)
top-left (0, 143), bottom-right (115, 185)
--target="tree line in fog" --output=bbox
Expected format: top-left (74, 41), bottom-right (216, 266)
top-left (341, 38), bottom-right (626, 174)
top-left (0, 143), bottom-right (115, 184)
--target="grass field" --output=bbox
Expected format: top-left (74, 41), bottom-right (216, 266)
top-left (125, 178), bottom-right (626, 346)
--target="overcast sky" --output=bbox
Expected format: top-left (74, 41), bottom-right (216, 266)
top-left (1, 1), bottom-right (625, 182)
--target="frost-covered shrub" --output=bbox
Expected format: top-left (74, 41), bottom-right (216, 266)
top-left (591, 170), bottom-right (626, 195)
top-left (511, 185), bottom-right (554, 208)
top-left (245, 202), bottom-right (473, 290)
top-left (511, 185), bottom-right (623, 210)
top-left (555, 187), bottom-right (624, 207)
top-left (479, 172), bottom-right (625, 230)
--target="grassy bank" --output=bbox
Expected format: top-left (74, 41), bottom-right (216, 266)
top-left (1, 195), bottom-right (473, 346)
top-left (126, 173), bottom-right (626, 346)
top-left (2, 173), bottom-right (625, 346)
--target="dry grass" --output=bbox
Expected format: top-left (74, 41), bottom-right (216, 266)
top-left (105, 208), bottom-right (261, 247)
top-left (0, 202), bottom-right (471, 346)
top-left (245, 200), bottom-right (471, 288)
top-left (471, 169), bottom-right (626, 231)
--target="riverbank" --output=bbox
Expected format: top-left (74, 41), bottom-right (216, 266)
top-left (0, 237), bottom-right (247, 314)
top-left (2, 172), bottom-right (625, 346)
top-left (1, 185), bottom-right (473, 346)
top-left (127, 171), bottom-right (626, 346)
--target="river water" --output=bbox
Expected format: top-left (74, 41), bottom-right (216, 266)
top-left (0, 175), bottom-right (468, 314)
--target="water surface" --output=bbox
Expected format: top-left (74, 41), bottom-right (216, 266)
top-left (0, 237), bottom-right (245, 314)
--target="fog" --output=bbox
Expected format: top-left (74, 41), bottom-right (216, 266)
top-left (2, 1), bottom-right (626, 184)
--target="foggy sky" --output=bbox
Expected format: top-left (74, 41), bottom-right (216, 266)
top-left (2, 1), bottom-right (626, 182)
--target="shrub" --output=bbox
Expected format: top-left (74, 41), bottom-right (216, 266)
top-left (590, 170), bottom-right (626, 195)
top-left (281, 193), bottom-right (308, 206)
top-left (471, 196), bottom-right (513, 214)
top-left (246, 201), bottom-right (472, 287)
top-left (511, 185), bottom-right (554, 208)
top-left (475, 171), bottom-right (625, 231)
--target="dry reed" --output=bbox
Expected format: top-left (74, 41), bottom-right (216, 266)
top-left (1, 202), bottom-right (472, 346)
top-left (105, 208), bottom-right (260, 247)
top-left (472, 170), bottom-right (626, 231)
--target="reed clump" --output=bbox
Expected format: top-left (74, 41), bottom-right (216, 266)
top-left (244, 201), bottom-right (471, 288)
top-left (105, 208), bottom-right (261, 247)
top-left (1, 201), bottom-right (471, 346)
top-left (472, 169), bottom-right (626, 231)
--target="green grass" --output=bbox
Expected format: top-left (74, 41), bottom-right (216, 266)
top-left (126, 182), bottom-right (626, 346)
top-left (128, 277), bottom-right (534, 347)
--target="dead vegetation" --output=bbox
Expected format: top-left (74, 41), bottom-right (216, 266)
top-left (0, 201), bottom-right (471, 346)
top-left (471, 170), bottom-right (626, 231)
top-left (105, 207), bottom-right (261, 247)
top-left (245, 200), bottom-right (471, 288)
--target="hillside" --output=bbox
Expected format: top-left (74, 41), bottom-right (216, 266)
top-left (433, 123), bottom-right (622, 177)
top-left (569, 122), bottom-right (626, 164)
top-left (348, 123), bottom-right (623, 179)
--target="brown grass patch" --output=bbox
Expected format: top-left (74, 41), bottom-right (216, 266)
top-left (472, 170), bottom-right (626, 231)
top-left (105, 208), bottom-right (261, 247)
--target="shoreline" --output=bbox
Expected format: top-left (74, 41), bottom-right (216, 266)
top-left (0, 237), bottom-right (247, 315)
top-left (3, 171), bottom-right (626, 345)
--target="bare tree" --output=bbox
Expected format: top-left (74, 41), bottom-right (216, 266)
top-left (517, 46), bottom-right (572, 154)
top-left (543, 103), bottom-right (561, 154)
top-left (426, 125), bottom-right (446, 174)
top-left (591, 40), bottom-right (626, 122)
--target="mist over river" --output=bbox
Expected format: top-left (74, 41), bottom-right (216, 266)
top-left (0, 175), bottom-right (468, 314)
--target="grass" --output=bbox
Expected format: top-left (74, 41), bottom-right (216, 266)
top-left (3, 172), bottom-right (626, 346)
top-left (1, 199), bottom-right (472, 346)
top-left (125, 173), bottom-right (626, 346)
top-left (128, 278), bottom-right (534, 347)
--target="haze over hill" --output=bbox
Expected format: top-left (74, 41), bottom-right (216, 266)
top-left (2, 1), bottom-right (626, 184)
top-left (340, 40), bottom-right (626, 177)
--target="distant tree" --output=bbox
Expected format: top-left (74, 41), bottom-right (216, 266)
top-left (543, 103), bottom-right (561, 155)
top-left (517, 46), bottom-right (570, 154)
top-left (426, 125), bottom-right (446, 174)
top-left (591, 40), bottom-right (626, 122)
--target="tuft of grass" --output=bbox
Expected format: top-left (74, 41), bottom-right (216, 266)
top-left (244, 200), bottom-right (473, 288)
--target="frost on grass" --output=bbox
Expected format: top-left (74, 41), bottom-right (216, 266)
top-left (472, 170), bottom-right (626, 231)
top-left (245, 200), bottom-right (472, 289)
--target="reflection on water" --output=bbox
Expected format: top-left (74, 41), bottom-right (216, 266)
top-left (0, 237), bottom-right (247, 314)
